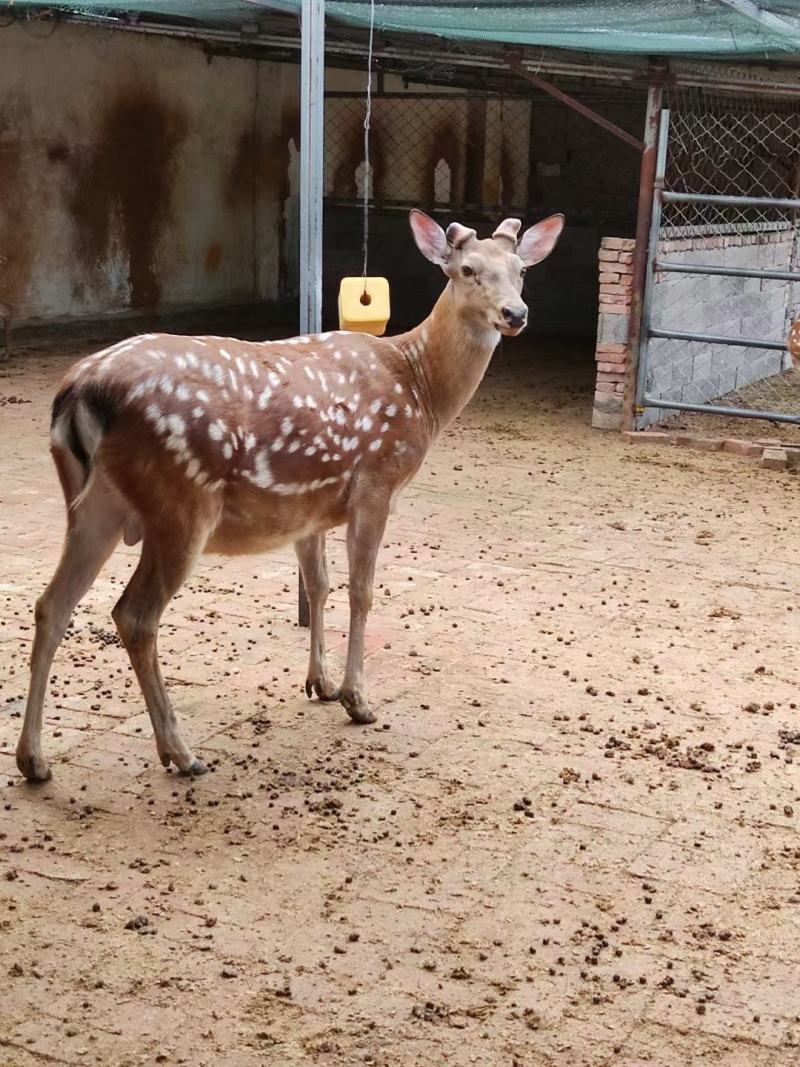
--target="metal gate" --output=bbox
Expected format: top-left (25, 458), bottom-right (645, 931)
top-left (636, 103), bottom-right (800, 428)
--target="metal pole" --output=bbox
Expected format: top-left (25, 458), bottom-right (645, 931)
top-left (620, 81), bottom-right (663, 431)
top-left (633, 108), bottom-right (671, 421)
top-left (297, 0), bottom-right (325, 628)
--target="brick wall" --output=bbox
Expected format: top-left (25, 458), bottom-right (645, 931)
top-left (591, 238), bottom-right (635, 430)
top-left (592, 231), bottom-right (799, 431)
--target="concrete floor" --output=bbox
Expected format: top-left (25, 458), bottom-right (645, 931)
top-left (2, 332), bottom-right (800, 1066)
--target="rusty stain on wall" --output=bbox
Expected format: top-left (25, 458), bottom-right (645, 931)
top-left (65, 87), bottom-right (187, 308)
top-left (0, 102), bottom-right (36, 310)
top-left (331, 121), bottom-right (386, 202)
top-left (423, 123), bottom-right (462, 205)
top-left (205, 242), bottom-right (223, 273)
top-left (263, 104), bottom-right (300, 296)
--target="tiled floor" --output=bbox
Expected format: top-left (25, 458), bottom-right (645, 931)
top-left (2, 333), bottom-right (800, 1065)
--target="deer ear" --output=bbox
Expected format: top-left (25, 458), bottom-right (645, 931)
top-left (517, 214), bottom-right (565, 267)
top-left (409, 209), bottom-right (449, 266)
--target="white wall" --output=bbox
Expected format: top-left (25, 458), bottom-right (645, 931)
top-left (0, 23), bottom-right (298, 323)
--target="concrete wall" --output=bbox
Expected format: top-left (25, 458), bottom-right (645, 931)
top-left (591, 231), bottom-right (800, 431)
top-left (0, 22), bottom-right (300, 325)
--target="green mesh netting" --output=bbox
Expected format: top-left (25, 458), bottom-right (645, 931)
top-left (5, 0), bottom-right (800, 56)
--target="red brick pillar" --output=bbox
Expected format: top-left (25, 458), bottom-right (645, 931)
top-left (592, 237), bottom-right (635, 431)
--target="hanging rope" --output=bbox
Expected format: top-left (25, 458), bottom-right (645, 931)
top-left (362, 0), bottom-right (376, 290)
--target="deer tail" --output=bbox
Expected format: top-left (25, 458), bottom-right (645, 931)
top-left (50, 382), bottom-right (119, 510)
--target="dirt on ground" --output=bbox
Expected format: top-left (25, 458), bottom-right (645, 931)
top-left (2, 333), bottom-right (800, 1066)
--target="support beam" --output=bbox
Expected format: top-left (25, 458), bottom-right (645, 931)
top-left (508, 58), bottom-right (644, 152)
top-left (297, 0), bottom-right (325, 627)
top-left (621, 83), bottom-right (663, 431)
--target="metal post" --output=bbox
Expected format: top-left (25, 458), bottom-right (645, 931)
top-left (297, 0), bottom-right (325, 627)
top-left (620, 82), bottom-right (663, 431)
top-left (633, 109), bottom-right (670, 417)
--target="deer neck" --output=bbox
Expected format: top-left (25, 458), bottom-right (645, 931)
top-left (393, 283), bottom-right (499, 437)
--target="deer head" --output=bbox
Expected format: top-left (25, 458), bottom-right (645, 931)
top-left (409, 210), bottom-right (564, 337)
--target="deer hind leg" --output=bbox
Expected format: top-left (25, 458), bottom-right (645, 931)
top-left (112, 517), bottom-right (211, 776)
top-left (17, 475), bottom-right (124, 782)
top-left (340, 496), bottom-right (390, 725)
top-left (295, 533), bottom-right (339, 702)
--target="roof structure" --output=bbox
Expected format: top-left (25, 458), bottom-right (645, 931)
top-left (4, 0), bottom-right (800, 58)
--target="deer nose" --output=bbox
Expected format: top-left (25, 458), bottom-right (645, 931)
top-left (502, 306), bottom-right (527, 329)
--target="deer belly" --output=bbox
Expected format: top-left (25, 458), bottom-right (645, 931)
top-left (206, 493), bottom-right (345, 555)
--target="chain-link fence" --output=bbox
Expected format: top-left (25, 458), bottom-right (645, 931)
top-left (324, 92), bottom-right (533, 215)
top-left (639, 87), bottom-right (800, 431)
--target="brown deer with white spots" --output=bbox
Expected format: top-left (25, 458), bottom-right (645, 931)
top-left (16, 210), bottom-right (564, 782)
top-left (788, 316), bottom-right (800, 365)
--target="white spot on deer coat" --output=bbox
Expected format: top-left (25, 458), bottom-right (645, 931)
top-left (369, 438), bottom-right (382, 452)
top-left (258, 386), bottom-right (273, 409)
top-left (244, 449), bottom-right (273, 489)
top-left (384, 403), bottom-right (397, 417)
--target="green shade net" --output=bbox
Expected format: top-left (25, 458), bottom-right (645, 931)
top-left (5, 0), bottom-right (800, 56)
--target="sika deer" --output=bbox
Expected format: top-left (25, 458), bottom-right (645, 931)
top-left (16, 210), bottom-right (564, 782)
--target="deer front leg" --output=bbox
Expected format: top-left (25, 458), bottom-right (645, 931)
top-left (295, 533), bottom-right (339, 701)
top-left (340, 498), bottom-right (390, 725)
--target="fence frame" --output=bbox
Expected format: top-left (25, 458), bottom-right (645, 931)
top-left (634, 108), bottom-right (800, 428)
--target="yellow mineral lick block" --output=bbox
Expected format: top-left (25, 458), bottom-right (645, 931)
top-left (338, 277), bottom-right (390, 335)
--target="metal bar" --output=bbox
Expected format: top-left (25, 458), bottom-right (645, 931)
top-left (297, 0), bottom-right (325, 629)
top-left (662, 191), bottom-right (800, 211)
top-left (299, 0), bottom-right (324, 339)
top-left (633, 108), bottom-right (671, 416)
top-left (621, 82), bottom-right (663, 431)
top-left (649, 327), bottom-right (787, 351)
top-left (508, 59), bottom-right (645, 152)
top-left (642, 396), bottom-right (800, 424)
top-left (51, 16), bottom-right (800, 97)
top-left (656, 260), bottom-right (800, 282)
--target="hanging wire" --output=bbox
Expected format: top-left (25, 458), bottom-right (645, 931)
top-left (361, 0), bottom-right (376, 290)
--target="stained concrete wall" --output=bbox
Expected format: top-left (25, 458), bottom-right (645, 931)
top-left (0, 22), bottom-right (300, 325)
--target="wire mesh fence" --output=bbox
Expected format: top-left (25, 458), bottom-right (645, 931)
top-left (324, 92), bottom-right (533, 215)
top-left (641, 87), bottom-right (800, 428)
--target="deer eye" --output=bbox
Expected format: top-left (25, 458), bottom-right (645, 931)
top-left (461, 265), bottom-right (474, 278)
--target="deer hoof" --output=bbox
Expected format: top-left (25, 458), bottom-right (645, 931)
top-left (181, 758), bottom-right (208, 777)
top-left (340, 693), bottom-right (377, 725)
top-left (306, 677), bottom-right (341, 702)
top-left (16, 751), bottom-right (52, 783)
